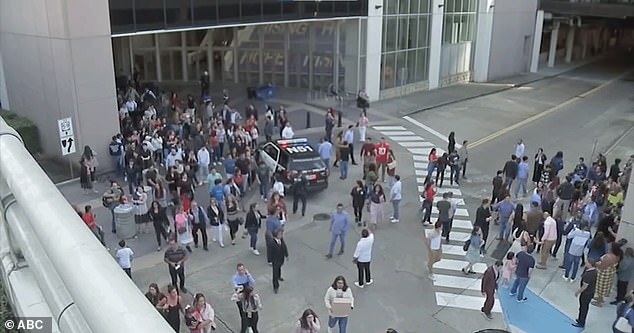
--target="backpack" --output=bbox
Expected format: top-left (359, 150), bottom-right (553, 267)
top-left (109, 142), bottom-right (120, 156)
top-left (463, 239), bottom-right (471, 252)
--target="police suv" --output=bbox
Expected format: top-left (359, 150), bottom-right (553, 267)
top-left (257, 138), bottom-right (328, 192)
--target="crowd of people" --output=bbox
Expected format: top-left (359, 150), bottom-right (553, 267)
top-left (72, 76), bottom-right (633, 332)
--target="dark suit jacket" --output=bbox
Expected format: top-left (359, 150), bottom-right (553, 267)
top-left (481, 266), bottom-right (498, 294)
top-left (270, 238), bottom-right (289, 265)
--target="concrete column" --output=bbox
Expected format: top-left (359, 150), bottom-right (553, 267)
top-left (0, 0), bottom-right (119, 164)
top-left (284, 28), bottom-right (289, 87)
top-left (308, 25), bottom-right (314, 92)
top-left (259, 31), bottom-right (264, 85)
top-left (128, 37), bottom-right (135, 75)
top-left (155, 34), bottom-right (162, 82)
top-left (181, 32), bottom-right (188, 81)
top-left (547, 22), bottom-right (560, 68)
top-left (617, 168), bottom-right (634, 244)
top-left (565, 25), bottom-right (575, 63)
top-left (233, 28), bottom-right (239, 84)
top-left (207, 30), bottom-right (213, 82)
top-left (530, 10), bottom-right (545, 73)
top-left (364, 0), bottom-right (383, 101)
top-left (0, 51), bottom-right (10, 110)
top-left (333, 21), bottom-right (341, 92)
top-left (342, 19), bottom-right (360, 94)
top-left (580, 29), bottom-right (588, 60)
top-left (472, 0), bottom-right (496, 82)
top-left (428, 0), bottom-right (445, 89)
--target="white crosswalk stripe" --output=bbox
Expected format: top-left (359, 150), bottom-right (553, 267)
top-left (373, 124), bottom-right (494, 315)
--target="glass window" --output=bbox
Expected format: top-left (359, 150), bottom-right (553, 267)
top-left (395, 52), bottom-right (407, 86)
top-left (385, 1), bottom-right (398, 14)
top-left (192, 0), bottom-right (218, 26)
top-left (398, 0), bottom-right (409, 14)
top-left (281, 2), bottom-right (299, 20)
top-left (165, 0), bottom-right (193, 28)
top-left (418, 16), bottom-right (429, 48)
top-left (159, 32), bottom-right (182, 48)
top-left (406, 50), bottom-right (417, 84)
top-left (384, 17), bottom-right (398, 52)
top-left (408, 17), bottom-right (418, 49)
top-left (410, 0), bottom-right (420, 14)
top-left (217, 0), bottom-right (240, 24)
top-left (463, 0), bottom-right (476, 12)
top-left (397, 17), bottom-right (409, 50)
top-left (381, 53), bottom-right (396, 89)
top-left (446, 0), bottom-right (456, 13)
top-left (109, 0), bottom-right (134, 33)
top-left (443, 15), bottom-right (453, 43)
top-left (241, 0), bottom-right (263, 23)
top-left (420, 0), bottom-right (431, 13)
top-left (415, 48), bottom-right (428, 82)
top-left (134, 0), bottom-right (166, 31)
top-left (460, 14), bottom-right (473, 42)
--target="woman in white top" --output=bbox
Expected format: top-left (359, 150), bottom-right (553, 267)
top-left (357, 111), bottom-right (369, 143)
top-left (425, 221), bottom-right (443, 281)
top-left (133, 186), bottom-right (150, 234)
top-left (324, 276), bottom-right (354, 333)
top-left (295, 308), bottom-right (321, 333)
top-left (174, 205), bottom-right (194, 252)
top-left (353, 229), bottom-right (375, 288)
top-left (193, 293), bottom-right (216, 333)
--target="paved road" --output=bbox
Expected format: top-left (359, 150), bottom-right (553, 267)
top-left (56, 55), bottom-right (634, 333)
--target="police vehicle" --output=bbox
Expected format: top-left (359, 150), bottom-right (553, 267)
top-left (257, 138), bottom-right (328, 192)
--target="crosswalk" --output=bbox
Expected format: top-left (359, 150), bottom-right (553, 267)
top-left (372, 125), bottom-right (501, 314)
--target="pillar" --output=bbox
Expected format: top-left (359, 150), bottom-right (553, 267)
top-left (333, 21), bottom-right (341, 93)
top-left (259, 30), bottom-right (264, 85)
top-left (530, 10), bottom-right (545, 73)
top-left (547, 22), bottom-right (560, 68)
top-left (308, 24), bottom-right (315, 92)
top-left (364, 0), bottom-right (383, 101)
top-left (428, 0), bottom-right (445, 89)
top-left (0, 51), bottom-right (9, 110)
top-left (284, 27), bottom-right (289, 87)
top-left (617, 167), bottom-right (634, 244)
top-left (472, 0), bottom-right (495, 82)
top-left (0, 0), bottom-right (119, 165)
top-left (207, 29), bottom-right (213, 82)
top-left (580, 29), bottom-right (588, 60)
top-left (181, 32), bottom-right (188, 81)
top-left (155, 34), bottom-right (162, 82)
top-left (342, 19), bottom-right (360, 94)
top-left (565, 25), bottom-right (575, 63)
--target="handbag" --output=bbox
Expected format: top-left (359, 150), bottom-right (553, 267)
top-left (615, 308), bottom-right (632, 332)
top-left (463, 239), bottom-right (471, 252)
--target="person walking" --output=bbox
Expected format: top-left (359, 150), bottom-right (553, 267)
top-left (368, 184), bottom-right (386, 231)
top-left (421, 181), bottom-right (436, 225)
top-left (318, 138), bottom-right (333, 173)
top-left (357, 111), bottom-right (369, 143)
top-left (573, 259), bottom-right (598, 328)
top-left (115, 240), bottom-right (134, 278)
top-left (533, 148), bottom-right (547, 185)
top-left (389, 175), bottom-right (402, 223)
top-left (374, 137), bottom-right (392, 183)
top-left (225, 195), bottom-right (242, 246)
top-left (353, 228), bottom-right (375, 288)
top-left (510, 244), bottom-right (536, 302)
top-left (174, 205), bottom-right (194, 253)
top-left (190, 200), bottom-right (210, 251)
top-left (238, 286), bottom-right (262, 333)
top-left (474, 199), bottom-right (492, 249)
top-left (537, 212), bottom-right (557, 269)
top-left (495, 195), bottom-right (515, 242)
top-left (491, 170), bottom-right (504, 205)
top-left (514, 156), bottom-right (530, 198)
top-left (326, 203), bottom-right (351, 258)
top-left (163, 285), bottom-right (183, 332)
top-left (324, 276), bottom-right (354, 333)
top-left (164, 237), bottom-right (189, 293)
top-left (458, 140), bottom-right (468, 179)
top-left (447, 131), bottom-right (456, 154)
top-left (245, 203), bottom-right (265, 255)
top-left (344, 125), bottom-right (357, 165)
top-left (338, 141), bottom-right (350, 180)
top-left (207, 198), bottom-right (225, 248)
top-left (148, 201), bottom-right (169, 251)
top-left (425, 221), bottom-right (443, 281)
top-left (503, 155), bottom-right (518, 191)
top-left (270, 229), bottom-right (289, 293)
top-left (437, 192), bottom-right (452, 243)
top-left (295, 309), bottom-right (321, 333)
top-left (481, 260), bottom-right (503, 320)
top-left (350, 181), bottom-right (366, 227)
top-left (462, 226), bottom-right (482, 275)
top-left (265, 205), bottom-right (283, 264)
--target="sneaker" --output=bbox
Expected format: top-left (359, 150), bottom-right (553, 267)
top-left (354, 282), bottom-right (364, 288)
top-left (157, 246), bottom-right (161, 252)
top-left (327, 326), bottom-right (334, 333)
top-left (481, 311), bottom-right (493, 320)
top-left (391, 219), bottom-right (399, 223)
top-left (517, 297), bottom-right (527, 303)
top-left (562, 275), bottom-right (569, 282)
top-left (389, 216), bottom-right (395, 221)
top-left (509, 292), bottom-right (516, 296)
top-left (181, 287), bottom-right (188, 294)
top-left (366, 279), bottom-right (374, 285)
top-left (252, 249), bottom-right (261, 255)
top-left (572, 321), bottom-right (584, 328)
top-left (428, 274), bottom-right (436, 281)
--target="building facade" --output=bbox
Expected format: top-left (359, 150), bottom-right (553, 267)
top-left (0, 0), bottom-right (541, 161)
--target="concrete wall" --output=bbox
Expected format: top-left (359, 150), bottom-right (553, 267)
top-left (487, 0), bottom-right (538, 80)
top-left (0, 51), bottom-right (8, 109)
top-left (0, 0), bottom-right (119, 166)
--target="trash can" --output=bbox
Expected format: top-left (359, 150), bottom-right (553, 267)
top-left (246, 86), bottom-right (257, 99)
top-left (256, 86), bottom-right (277, 100)
top-left (114, 204), bottom-right (136, 239)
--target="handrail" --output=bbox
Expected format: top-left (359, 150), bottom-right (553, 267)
top-left (0, 116), bottom-right (174, 333)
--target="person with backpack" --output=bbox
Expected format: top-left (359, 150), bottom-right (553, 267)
top-left (109, 135), bottom-right (124, 176)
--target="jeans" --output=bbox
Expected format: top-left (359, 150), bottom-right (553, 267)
top-left (514, 177), bottom-right (528, 197)
top-left (422, 200), bottom-right (433, 223)
top-left (510, 276), bottom-right (529, 300)
top-left (293, 194), bottom-right (307, 216)
top-left (110, 206), bottom-right (116, 232)
top-left (328, 316), bottom-right (348, 333)
top-left (498, 217), bottom-right (511, 240)
top-left (565, 254), bottom-right (582, 280)
top-left (322, 158), bottom-right (330, 173)
top-left (328, 232), bottom-right (346, 255)
top-left (259, 180), bottom-right (269, 198)
top-left (357, 261), bottom-right (371, 286)
top-left (340, 160), bottom-right (348, 179)
top-left (248, 228), bottom-right (258, 249)
top-left (391, 199), bottom-right (401, 220)
top-left (199, 164), bottom-right (209, 183)
top-left (505, 176), bottom-right (515, 190)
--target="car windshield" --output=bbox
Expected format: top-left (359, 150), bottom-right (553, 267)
top-left (289, 157), bottom-right (325, 171)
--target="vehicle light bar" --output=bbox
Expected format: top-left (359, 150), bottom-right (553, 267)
top-left (276, 138), bottom-right (308, 145)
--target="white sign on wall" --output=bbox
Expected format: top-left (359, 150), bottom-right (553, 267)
top-left (57, 117), bottom-right (76, 155)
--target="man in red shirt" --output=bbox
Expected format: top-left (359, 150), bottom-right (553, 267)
top-left (374, 137), bottom-right (393, 183)
top-left (82, 205), bottom-right (105, 246)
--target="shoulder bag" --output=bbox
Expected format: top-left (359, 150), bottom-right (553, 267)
top-left (615, 307), bottom-right (632, 332)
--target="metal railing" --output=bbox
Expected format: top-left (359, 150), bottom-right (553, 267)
top-left (0, 117), bottom-right (174, 333)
